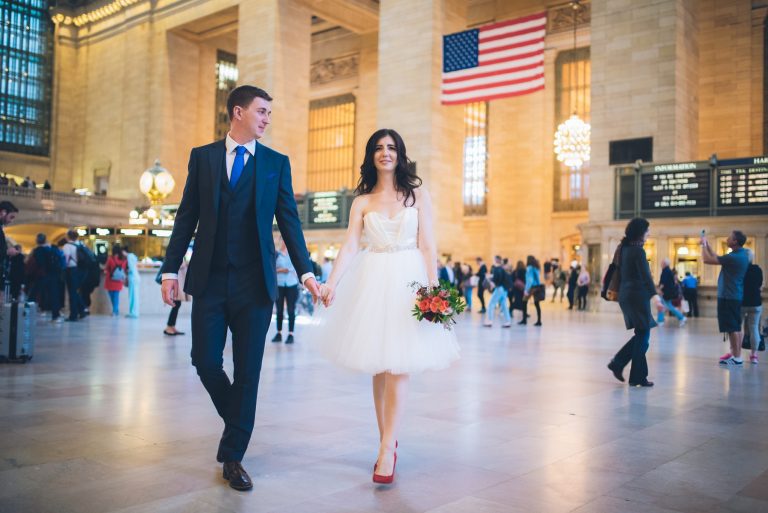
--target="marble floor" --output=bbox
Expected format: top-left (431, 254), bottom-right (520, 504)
top-left (1, 301), bottom-right (767, 513)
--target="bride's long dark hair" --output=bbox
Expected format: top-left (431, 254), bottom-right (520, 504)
top-left (354, 128), bottom-right (422, 207)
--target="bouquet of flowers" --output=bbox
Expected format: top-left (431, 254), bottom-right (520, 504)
top-left (409, 280), bottom-right (466, 330)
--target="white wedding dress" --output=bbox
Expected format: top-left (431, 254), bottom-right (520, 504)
top-left (311, 207), bottom-right (460, 375)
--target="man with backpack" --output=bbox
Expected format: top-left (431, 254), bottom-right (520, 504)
top-left (28, 233), bottom-right (63, 322)
top-left (76, 241), bottom-right (100, 317)
top-left (63, 230), bottom-right (86, 321)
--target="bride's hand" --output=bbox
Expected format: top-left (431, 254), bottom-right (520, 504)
top-left (321, 284), bottom-right (336, 307)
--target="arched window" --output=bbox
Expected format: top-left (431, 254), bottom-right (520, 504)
top-left (554, 47), bottom-right (590, 210)
top-left (307, 94), bottom-right (356, 191)
top-left (0, 0), bottom-right (53, 156)
top-left (463, 101), bottom-right (488, 216)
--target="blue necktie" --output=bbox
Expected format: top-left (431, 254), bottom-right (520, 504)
top-left (230, 145), bottom-right (246, 189)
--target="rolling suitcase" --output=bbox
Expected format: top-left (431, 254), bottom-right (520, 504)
top-left (0, 301), bottom-right (36, 363)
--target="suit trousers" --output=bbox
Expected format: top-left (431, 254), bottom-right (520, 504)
top-left (191, 268), bottom-right (273, 463)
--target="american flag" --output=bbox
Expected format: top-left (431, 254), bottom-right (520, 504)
top-left (441, 12), bottom-right (547, 105)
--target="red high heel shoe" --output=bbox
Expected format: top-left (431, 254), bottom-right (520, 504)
top-left (373, 452), bottom-right (397, 484)
top-left (373, 440), bottom-right (397, 472)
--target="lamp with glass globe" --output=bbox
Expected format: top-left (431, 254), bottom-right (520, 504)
top-left (139, 159), bottom-right (175, 206)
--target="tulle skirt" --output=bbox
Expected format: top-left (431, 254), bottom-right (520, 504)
top-left (310, 249), bottom-right (460, 375)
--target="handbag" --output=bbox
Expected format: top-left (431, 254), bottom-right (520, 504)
top-left (111, 265), bottom-right (126, 282)
top-left (601, 245), bottom-right (622, 302)
top-left (469, 275), bottom-right (479, 287)
top-left (483, 276), bottom-right (495, 291)
top-left (532, 285), bottom-right (545, 301)
top-left (742, 332), bottom-right (766, 351)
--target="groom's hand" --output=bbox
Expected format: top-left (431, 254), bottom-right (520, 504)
top-left (304, 277), bottom-right (321, 304)
top-left (161, 278), bottom-right (179, 306)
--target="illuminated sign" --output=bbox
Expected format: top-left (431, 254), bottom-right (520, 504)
top-left (119, 228), bottom-right (144, 236)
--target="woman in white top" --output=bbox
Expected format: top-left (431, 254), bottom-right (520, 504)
top-left (313, 129), bottom-right (460, 484)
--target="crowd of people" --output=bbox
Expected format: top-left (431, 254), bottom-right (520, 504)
top-left (0, 202), bottom-right (142, 322)
top-left (0, 174), bottom-right (51, 190)
top-left (436, 255), bottom-right (593, 328)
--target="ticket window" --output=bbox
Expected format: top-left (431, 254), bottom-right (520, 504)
top-left (673, 240), bottom-right (701, 280)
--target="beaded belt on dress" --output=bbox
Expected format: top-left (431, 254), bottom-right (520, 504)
top-left (369, 244), bottom-right (417, 253)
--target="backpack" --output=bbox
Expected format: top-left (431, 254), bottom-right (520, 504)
top-left (46, 246), bottom-right (63, 274)
top-left (74, 243), bottom-right (100, 288)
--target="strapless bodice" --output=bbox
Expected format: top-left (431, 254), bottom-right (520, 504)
top-left (363, 207), bottom-right (418, 253)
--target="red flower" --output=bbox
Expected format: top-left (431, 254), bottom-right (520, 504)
top-left (418, 299), bottom-right (432, 312)
top-left (430, 297), bottom-right (443, 312)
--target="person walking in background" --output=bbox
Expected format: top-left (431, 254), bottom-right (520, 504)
top-left (63, 230), bottom-right (85, 321)
top-left (8, 244), bottom-right (24, 301)
top-left (445, 258), bottom-right (456, 286)
top-left (702, 230), bottom-right (750, 366)
top-left (104, 244), bottom-right (127, 317)
top-left (742, 251), bottom-right (763, 364)
top-left (123, 245), bottom-right (140, 318)
top-left (577, 266), bottom-right (590, 311)
top-left (271, 238), bottom-right (299, 345)
top-left (321, 257), bottom-right (333, 283)
top-left (453, 261), bottom-right (463, 291)
top-left (607, 218), bottom-right (657, 387)
top-left (461, 262), bottom-right (474, 311)
top-left (657, 258), bottom-right (686, 327)
top-left (438, 259), bottom-right (449, 282)
top-left (552, 266), bottom-right (566, 303)
top-left (483, 255), bottom-right (511, 328)
top-left (567, 263), bottom-right (579, 310)
top-left (510, 260), bottom-right (526, 320)
top-left (0, 201), bottom-right (19, 304)
top-left (476, 257), bottom-right (488, 314)
top-left (681, 271), bottom-right (699, 318)
top-left (55, 239), bottom-right (67, 312)
top-left (164, 256), bottom-right (189, 336)
top-left (521, 255), bottom-right (543, 326)
top-left (26, 233), bottom-right (62, 321)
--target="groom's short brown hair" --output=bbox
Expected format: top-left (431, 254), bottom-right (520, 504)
top-left (227, 86), bottom-right (273, 120)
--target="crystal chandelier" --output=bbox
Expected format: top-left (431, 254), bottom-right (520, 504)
top-left (554, 114), bottom-right (590, 169)
top-left (553, 0), bottom-right (590, 171)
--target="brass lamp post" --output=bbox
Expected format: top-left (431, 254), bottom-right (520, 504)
top-left (137, 160), bottom-right (175, 258)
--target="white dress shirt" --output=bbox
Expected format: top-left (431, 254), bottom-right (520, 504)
top-left (163, 133), bottom-right (314, 286)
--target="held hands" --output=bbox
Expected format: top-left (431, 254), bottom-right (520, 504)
top-left (303, 277), bottom-right (322, 305)
top-left (319, 283), bottom-right (336, 307)
top-left (161, 279), bottom-right (179, 306)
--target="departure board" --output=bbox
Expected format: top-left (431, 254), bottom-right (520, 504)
top-left (640, 162), bottom-right (711, 212)
top-left (306, 192), bottom-right (346, 229)
top-left (717, 157), bottom-right (768, 210)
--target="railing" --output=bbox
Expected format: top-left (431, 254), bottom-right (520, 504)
top-left (0, 185), bottom-right (133, 209)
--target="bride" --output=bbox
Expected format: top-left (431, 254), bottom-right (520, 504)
top-left (314, 128), bottom-right (460, 484)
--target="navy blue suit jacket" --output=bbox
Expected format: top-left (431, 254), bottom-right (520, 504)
top-left (161, 139), bottom-right (312, 301)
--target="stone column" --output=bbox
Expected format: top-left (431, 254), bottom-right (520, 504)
top-left (589, 0), bottom-right (700, 224)
top-left (376, 0), bottom-right (467, 253)
top-left (237, 0), bottom-right (312, 191)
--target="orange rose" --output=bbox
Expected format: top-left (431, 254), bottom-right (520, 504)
top-left (430, 297), bottom-right (442, 312)
top-left (419, 299), bottom-right (431, 312)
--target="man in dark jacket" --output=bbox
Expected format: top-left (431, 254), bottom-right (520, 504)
top-left (658, 258), bottom-right (686, 327)
top-left (0, 201), bottom-right (19, 302)
top-left (475, 257), bottom-right (488, 313)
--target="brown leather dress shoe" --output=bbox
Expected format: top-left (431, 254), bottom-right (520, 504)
top-left (222, 461), bottom-right (253, 491)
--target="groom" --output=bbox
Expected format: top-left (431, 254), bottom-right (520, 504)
top-left (160, 85), bottom-right (321, 490)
